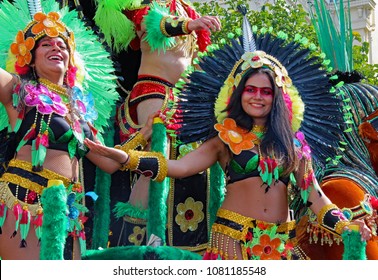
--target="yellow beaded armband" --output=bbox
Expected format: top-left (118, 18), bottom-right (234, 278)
top-left (123, 150), bottom-right (168, 182)
top-left (317, 204), bottom-right (350, 236)
top-left (160, 15), bottom-right (191, 37)
top-left (115, 132), bottom-right (148, 153)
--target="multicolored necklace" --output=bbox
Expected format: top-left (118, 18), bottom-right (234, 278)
top-left (38, 78), bottom-right (70, 103)
top-left (251, 125), bottom-right (266, 144)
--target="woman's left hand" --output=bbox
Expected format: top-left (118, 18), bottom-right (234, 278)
top-left (346, 219), bottom-right (372, 241)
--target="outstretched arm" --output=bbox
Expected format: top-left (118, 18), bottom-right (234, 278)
top-left (85, 135), bottom-right (223, 179)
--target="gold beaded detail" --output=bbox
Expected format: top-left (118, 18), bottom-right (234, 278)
top-left (317, 203), bottom-right (350, 235)
top-left (317, 203), bottom-right (338, 223)
top-left (124, 150), bottom-right (168, 182)
top-left (38, 78), bottom-right (70, 102)
top-left (182, 19), bottom-right (191, 34)
top-left (0, 159), bottom-right (74, 194)
top-left (0, 181), bottom-right (43, 216)
top-left (115, 132), bottom-right (148, 154)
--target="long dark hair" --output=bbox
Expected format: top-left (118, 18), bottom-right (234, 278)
top-left (226, 67), bottom-right (298, 175)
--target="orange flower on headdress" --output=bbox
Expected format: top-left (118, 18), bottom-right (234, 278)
top-left (251, 234), bottom-right (282, 260)
top-left (31, 12), bottom-right (66, 37)
top-left (10, 31), bottom-right (35, 67)
top-left (214, 118), bottom-right (257, 155)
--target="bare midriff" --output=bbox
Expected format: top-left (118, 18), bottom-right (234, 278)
top-left (222, 177), bottom-right (291, 223)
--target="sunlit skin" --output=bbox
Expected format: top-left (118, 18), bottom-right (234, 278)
top-left (33, 37), bottom-right (69, 85)
top-left (241, 73), bottom-right (274, 126)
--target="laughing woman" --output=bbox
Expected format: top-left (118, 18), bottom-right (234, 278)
top-left (0, 0), bottom-right (119, 260)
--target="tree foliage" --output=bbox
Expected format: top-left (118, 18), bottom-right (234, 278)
top-left (193, 0), bottom-right (316, 45)
top-left (352, 33), bottom-right (378, 85)
top-left (194, 0), bottom-right (378, 85)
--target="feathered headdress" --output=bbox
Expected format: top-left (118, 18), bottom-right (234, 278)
top-left (167, 5), bottom-right (345, 170)
top-left (0, 0), bottom-right (119, 137)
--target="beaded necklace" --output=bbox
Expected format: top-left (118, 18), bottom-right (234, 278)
top-left (251, 125), bottom-right (266, 145)
top-left (38, 78), bottom-right (70, 103)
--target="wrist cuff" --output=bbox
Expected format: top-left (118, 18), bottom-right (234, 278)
top-left (124, 150), bottom-right (168, 182)
top-left (160, 15), bottom-right (191, 37)
top-left (317, 204), bottom-right (350, 236)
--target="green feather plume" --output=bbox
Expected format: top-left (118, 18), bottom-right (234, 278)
top-left (148, 121), bottom-right (169, 242)
top-left (40, 183), bottom-right (68, 260)
top-left (309, 0), bottom-right (353, 71)
top-left (83, 245), bottom-right (202, 260)
top-left (341, 229), bottom-right (367, 260)
top-left (143, 2), bottom-right (176, 52)
top-left (94, 0), bottom-right (142, 52)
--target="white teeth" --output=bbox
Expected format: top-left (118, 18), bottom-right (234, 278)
top-left (48, 55), bottom-right (62, 61)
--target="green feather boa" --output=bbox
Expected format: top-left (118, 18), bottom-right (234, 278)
top-left (92, 112), bottom-right (116, 249)
top-left (148, 121), bottom-right (169, 242)
top-left (83, 245), bottom-right (202, 260)
top-left (113, 201), bottom-right (148, 220)
top-left (40, 182), bottom-right (67, 260)
top-left (342, 229), bottom-right (367, 260)
top-left (209, 163), bottom-right (225, 230)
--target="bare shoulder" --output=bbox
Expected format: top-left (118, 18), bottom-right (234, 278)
top-left (203, 136), bottom-right (229, 161)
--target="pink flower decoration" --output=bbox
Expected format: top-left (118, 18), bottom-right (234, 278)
top-left (24, 83), bottom-right (68, 116)
top-left (331, 209), bottom-right (348, 221)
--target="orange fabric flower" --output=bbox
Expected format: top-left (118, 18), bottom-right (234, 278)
top-left (251, 234), bottom-right (282, 260)
top-left (31, 12), bottom-right (66, 37)
top-left (10, 31), bottom-right (35, 67)
top-left (214, 118), bottom-right (257, 155)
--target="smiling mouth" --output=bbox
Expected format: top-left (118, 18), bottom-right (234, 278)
top-left (250, 103), bottom-right (264, 108)
top-left (48, 55), bottom-right (63, 61)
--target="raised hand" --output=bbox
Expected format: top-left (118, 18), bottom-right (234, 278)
top-left (187, 16), bottom-right (221, 33)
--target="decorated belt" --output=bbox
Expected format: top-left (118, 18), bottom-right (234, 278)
top-left (213, 208), bottom-right (296, 242)
top-left (0, 159), bottom-right (79, 195)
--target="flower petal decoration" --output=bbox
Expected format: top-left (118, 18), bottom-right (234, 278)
top-left (241, 51), bottom-right (272, 70)
top-left (10, 31), bottom-right (35, 67)
top-left (214, 118), bottom-right (257, 155)
top-left (175, 197), bottom-right (204, 232)
top-left (71, 86), bottom-right (98, 123)
top-left (128, 226), bottom-right (146, 246)
top-left (24, 83), bottom-right (68, 116)
top-left (31, 12), bottom-right (66, 37)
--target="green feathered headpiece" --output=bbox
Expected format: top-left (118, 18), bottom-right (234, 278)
top-left (0, 0), bottom-right (119, 138)
top-left (94, 0), bottom-right (142, 53)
